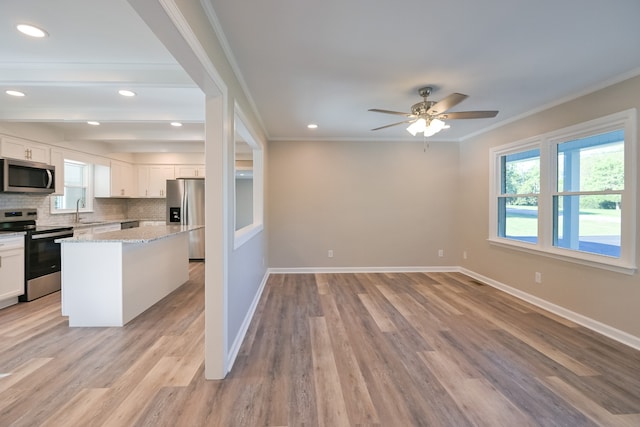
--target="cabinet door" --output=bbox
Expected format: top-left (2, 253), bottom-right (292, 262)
top-left (0, 137), bottom-right (50, 163)
top-left (111, 161), bottom-right (135, 197)
top-left (28, 143), bottom-right (49, 163)
top-left (137, 166), bottom-right (151, 197)
top-left (50, 149), bottom-right (65, 196)
top-left (0, 239), bottom-right (25, 300)
top-left (175, 165), bottom-right (205, 178)
top-left (136, 165), bottom-right (174, 197)
top-left (1, 138), bottom-right (29, 159)
top-left (93, 164), bottom-right (111, 197)
top-left (149, 166), bottom-right (175, 197)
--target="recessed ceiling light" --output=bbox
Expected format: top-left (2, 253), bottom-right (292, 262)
top-left (118, 90), bottom-right (136, 97)
top-left (170, 122), bottom-right (183, 127)
top-left (16, 24), bottom-right (48, 38)
top-left (5, 90), bottom-right (25, 97)
top-left (87, 121), bottom-right (100, 126)
top-left (307, 123), bottom-right (318, 129)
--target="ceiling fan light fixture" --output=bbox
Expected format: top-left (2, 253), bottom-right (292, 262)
top-left (407, 118), bottom-right (447, 137)
top-left (371, 86), bottom-right (497, 137)
top-left (424, 118), bottom-right (447, 136)
top-left (406, 118), bottom-right (427, 136)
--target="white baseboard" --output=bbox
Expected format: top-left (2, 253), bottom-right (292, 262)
top-left (460, 267), bottom-right (640, 351)
top-left (268, 265), bottom-right (459, 274)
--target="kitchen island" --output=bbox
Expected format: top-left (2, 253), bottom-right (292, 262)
top-left (57, 225), bottom-right (202, 327)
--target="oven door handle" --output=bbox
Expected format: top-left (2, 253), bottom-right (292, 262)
top-left (31, 230), bottom-right (73, 240)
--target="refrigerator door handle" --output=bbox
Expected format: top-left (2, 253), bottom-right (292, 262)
top-left (182, 184), bottom-right (188, 225)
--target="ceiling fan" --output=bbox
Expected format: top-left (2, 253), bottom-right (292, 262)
top-left (369, 86), bottom-right (498, 136)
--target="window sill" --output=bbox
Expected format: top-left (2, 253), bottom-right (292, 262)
top-left (50, 209), bottom-right (94, 215)
top-left (234, 222), bottom-right (263, 250)
top-left (487, 237), bottom-right (636, 275)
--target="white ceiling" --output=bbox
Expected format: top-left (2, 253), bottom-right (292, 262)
top-left (208, 0), bottom-right (640, 141)
top-left (2, 0), bottom-right (640, 149)
top-left (0, 0), bottom-right (204, 151)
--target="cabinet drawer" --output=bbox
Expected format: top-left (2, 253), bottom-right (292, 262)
top-left (0, 237), bottom-right (25, 251)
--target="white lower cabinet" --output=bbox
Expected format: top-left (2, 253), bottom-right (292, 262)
top-left (0, 236), bottom-right (25, 304)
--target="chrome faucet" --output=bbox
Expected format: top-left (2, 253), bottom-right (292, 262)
top-left (75, 198), bottom-right (84, 223)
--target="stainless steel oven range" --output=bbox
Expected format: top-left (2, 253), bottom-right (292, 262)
top-left (0, 208), bottom-right (73, 301)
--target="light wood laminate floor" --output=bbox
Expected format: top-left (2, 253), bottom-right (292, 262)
top-left (1, 264), bottom-right (639, 426)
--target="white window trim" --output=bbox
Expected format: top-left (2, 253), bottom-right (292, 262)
top-left (233, 106), bottom-right (264, 250)
top-left (50, 159), bottom-right (94, 215)
top-left (488, 109), bottom-right (637, 274)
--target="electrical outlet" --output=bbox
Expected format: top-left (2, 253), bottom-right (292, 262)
top-left (463, 251), bottom-right (467, 260)
top-left (438, 249), bottom-right (444, 257)
top-left (328, 250), bottom-right (333, 258)
top-left (535, 272), bottom-right (542, 283)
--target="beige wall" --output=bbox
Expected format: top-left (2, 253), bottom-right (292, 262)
top-left (458, 74), bottom-right (640, 338)
top-left (267, 74), bottom-right (640, 341)
top-left (267, 139), bottom-right (460, 268)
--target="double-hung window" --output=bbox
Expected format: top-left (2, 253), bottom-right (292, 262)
top-left (490, 109), bottom-right (636, 273)
top-left (51, 159), bottom-right (94, 213)
top-left (497, 146), bottom-right (540, 244)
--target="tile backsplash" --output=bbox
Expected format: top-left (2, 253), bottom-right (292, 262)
top-left (127, 198), bottom-right (166, 221)
top-left (0, 194), bottom-right (165, 224)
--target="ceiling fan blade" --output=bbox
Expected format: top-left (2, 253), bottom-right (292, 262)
top-left (371, 119), bottom-right (415, 131)
top-left (439, 110), bottom-right (499, 119)
top-left (368, 108), bottom-right (414, 117)
top-left (426, 93), bottom-right (468, 115)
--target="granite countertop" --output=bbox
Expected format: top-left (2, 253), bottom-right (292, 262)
top-left (57, 225), bottom-right (203, 244)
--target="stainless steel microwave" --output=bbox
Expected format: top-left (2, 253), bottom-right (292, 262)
top-left (0, 158), bottom-right (55, 193)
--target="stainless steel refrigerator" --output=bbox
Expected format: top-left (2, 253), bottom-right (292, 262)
top-left (166, 178), bottom-right (205, 260)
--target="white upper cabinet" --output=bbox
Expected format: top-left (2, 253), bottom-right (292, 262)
top-left (1, 136), bottom-right (50, 163)
top-left (111, 161), bottom-right (135, 197)
top-left (50, 148), bottom-right (65, 196)
top-left (95, 160), bottom-right (136, 197)
top-left (137, 165), bottom-right (175, 197)
top-left (175, 164), bottom-right (205, 178)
